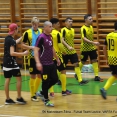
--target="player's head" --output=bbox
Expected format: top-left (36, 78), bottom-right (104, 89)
top-left (8, 23), bottom-right (18, 35)
top-left (114, 21), bottom-right (117, 30)
top-left (50, 18), bottom-right (60, 30)
top-left (43, 21), bottom-right (53, 34)
top-left (31, 17), bottom-right (40, 30)
top-left (65, 17), bottom-right (73, 28)
top-left (84, 14), bottom-right (93, 25)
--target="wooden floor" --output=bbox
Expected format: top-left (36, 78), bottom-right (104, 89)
top-left (0, 91), bottom-right (117, 117)
top-left (0, 71), bottom-right (117, 117)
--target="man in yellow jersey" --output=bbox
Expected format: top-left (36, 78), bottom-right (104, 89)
top-left (21, 17), bottom-right (42, 101)
top-left (78, 14), bottom-right (103, 82)
top-left (61, 17), bottom-right (88, 85)
top-left (100, 21), bottom-right (117, 99)
top-left (50, 18), bottom-right (72, 95)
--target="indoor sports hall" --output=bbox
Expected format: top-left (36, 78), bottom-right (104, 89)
top-left (0, 0), bottom-right (117, 117)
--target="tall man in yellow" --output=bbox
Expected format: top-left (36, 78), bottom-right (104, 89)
top-left (79, 14), bottom-right (103, 82)
top-left (100, 21), bottom-right (117, 99)
top-left (61, 17), bottom-right (88, 85)
top-left (50, 18), bottom-right (71, 95)
top-left (21, 17), bottom-right (42, 101)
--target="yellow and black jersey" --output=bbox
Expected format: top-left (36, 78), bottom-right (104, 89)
top-left (61, 27), bottom-right (76, 55)
top-left (51, 29), bottom-right (63, 62)
top-left (22, 28), bottom-right (42, 58)
top-left (105, 32), bottom-right (117, 65)
top-left (80, 25), bottom-right (96, 52)
top-left (51, 29), bottom-right (62, 53)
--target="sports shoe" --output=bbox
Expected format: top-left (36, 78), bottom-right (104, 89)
top-left (100, 88), bottom-right (107, 99)
top-left (74, 74), bottom-right (89, 85)
top-left (62, 89), bottom-right (72, 96)
top-left (5, 98), bottom-right (15, 105)
top-left (79, 80), bottom-right (89, 85)
top-left (50, 92), bottom-right (54, 97)
top-left (74, 74), bottom-right (78, 80)
top-left (16, 97), bottom-right (27, 104)
top-left (56, 80), bottom-right (61, 85)
top-left (31, 96), bottom-right (39, 102)
top-left (36, 91), bottom-right (44, 97)
top-left (94, 76), bottom-right (103, 82)
top-left (44, 100), bottom-right (54, 107)
top-left (36, 91), bottom-right (44, 101)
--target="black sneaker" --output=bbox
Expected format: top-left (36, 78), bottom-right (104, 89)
top-left (16, 97), bottom-right (27, 104)
top-left (100, 88), bottom-right (107, 99)
top-left (94, 76), bottom-right (103, 82)
top-left (56, 80), bottom-right (61, 85)
top-left (31, 96), bottom-right (39, 102)
top-left (5, 98), bottom-right (15, 105)
top-left (79, 80), bottom-right (89, 85)
top-left (74, 74), bottom-right (78, 80)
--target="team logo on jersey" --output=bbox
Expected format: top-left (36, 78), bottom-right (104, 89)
top-left (49, 41), bottom-right (52, 46)
top-left (43, 75), bottom-right (47, 80)
top-left (29, 67), bottom-right (33, 72)
top-left (46, 39), bottom-right (48, 42)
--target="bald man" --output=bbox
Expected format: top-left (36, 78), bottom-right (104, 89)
top-left (34, 21), bottom-right (60, 107)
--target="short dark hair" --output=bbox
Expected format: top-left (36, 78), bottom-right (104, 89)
top-left (50, 18), bottom-right (59, 24)
top-left (84, 14), bottom-right (92, 20)
top-left (65, 17), bottom-right (72, 22)
top-left (114, 21), bottom-right (117, 30)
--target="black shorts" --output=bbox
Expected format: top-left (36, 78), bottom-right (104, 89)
top-left (63, 53), bottom-right (79, 65)
top-left (28, 58), bottom-right (41, 74)
top-left (53, 58), bottom-right (66, 72)
top-left (109, 65), bottom-right (117, 75)
top-left (41, 63), bottom-right (58, 82)
top-left (4, 69), bottom-right (21, 78)
top-left (80, 50), bottom-right (98, 62)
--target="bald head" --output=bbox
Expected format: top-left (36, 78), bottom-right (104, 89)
top-left (43, 21), bottom-right (52, 34)
top-left (43, 21), bottom-right (52, 27)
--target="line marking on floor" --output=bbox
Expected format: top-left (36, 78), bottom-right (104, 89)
top-left (0, 115), bottom-right (27, 117)
top-left (0, 105), bottom-right (4, 108)
top-left (66, 72), bottom-right (83, 75)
